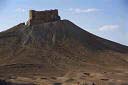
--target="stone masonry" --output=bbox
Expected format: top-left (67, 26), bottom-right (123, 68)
top-left (27, 9), bottom-right (61, 26)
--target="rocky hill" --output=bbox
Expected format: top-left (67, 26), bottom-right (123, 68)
top-left (0, 10), bottom-right (128, 85)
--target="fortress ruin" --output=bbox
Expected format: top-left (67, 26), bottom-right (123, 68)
top-left (27, 9), bottom-right (61, 26)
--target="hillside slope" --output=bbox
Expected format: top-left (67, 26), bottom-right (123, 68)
top-left (0, 20), bottom-right (128, 84)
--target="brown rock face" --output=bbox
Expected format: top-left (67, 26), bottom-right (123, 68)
top-left (27, 9), bottom-right (61, 26)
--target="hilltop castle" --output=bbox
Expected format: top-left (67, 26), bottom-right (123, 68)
top-left (27, 9), bottom-right (61, 26)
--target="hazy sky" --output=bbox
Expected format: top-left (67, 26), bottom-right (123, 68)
top-left (0, 0), bottom-right (128, 46)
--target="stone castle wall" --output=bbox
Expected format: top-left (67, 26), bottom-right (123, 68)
top-left (27, 9), bottom-right (61, 25)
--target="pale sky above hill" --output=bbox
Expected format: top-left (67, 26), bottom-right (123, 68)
top-left (0, 0), bottom-right (128, 45)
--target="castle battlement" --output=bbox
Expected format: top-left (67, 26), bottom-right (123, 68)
top-left (27, 9), bottom-right (61, 26)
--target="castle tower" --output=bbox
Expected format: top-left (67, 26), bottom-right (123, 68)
top-left (27, 9), bottom-right (61, 26)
